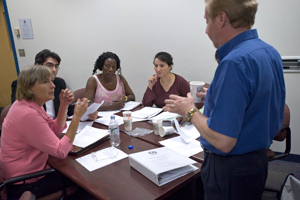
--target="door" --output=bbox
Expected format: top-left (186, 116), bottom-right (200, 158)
top-left (0, 1), bottom-right (17, 107)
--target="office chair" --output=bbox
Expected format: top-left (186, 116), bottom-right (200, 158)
top-left (73, 88), bottom-right (86, 102)
top-left (0, 105), bottom-right (11, 135)
top-left (267, 103), bottom-right (291, 161)
top-left (264, 103), bottom-right (291, 198)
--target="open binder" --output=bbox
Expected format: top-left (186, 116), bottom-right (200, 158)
top-left (129, 147), bottom-right (197, 186)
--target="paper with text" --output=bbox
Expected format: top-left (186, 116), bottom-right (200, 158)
top-left (62, 121), bottom-right (94, 134)
top-left (81, 101), bottom-right (104, 121)
top-left (131, 107), bottom-right (163, 119)
top-left (94, 115), bottom-right (124, 126)
top-left (121, 101), bottom-right (141, 111)
top-left (173, 120), bottom-right (200, 143)
top-left (76, 147), bottom-right (128, 172)
top-left (73, 126), bottom-right (109, 148)
top-left (159, 136), bottom-right (203, 157)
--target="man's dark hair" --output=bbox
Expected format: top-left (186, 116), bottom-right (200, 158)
top-left (34, 49), bottom-right (61, 65)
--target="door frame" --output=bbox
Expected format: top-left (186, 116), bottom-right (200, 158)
top-left (2, 0), bottom-right (19, 75)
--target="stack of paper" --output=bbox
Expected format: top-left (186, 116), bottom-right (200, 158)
top-left (121, 101), bottom-right (141, 111)
top-left (62, 121), bottom-right (94, 134)
top-left (150, 111), bottom-right (179, 121)
top-left (73, 126), bottom-right (109, 148)
top-left (94, 115), bottom-right (124, 126)
top-left (173, 120), bottom-right (200, 143)
top-left (159, 136), bottom-right (203, 157)
top-left (131, 107), bottom-right (163, 119)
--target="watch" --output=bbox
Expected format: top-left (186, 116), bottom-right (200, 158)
top-left (187, 108), bottom-right (198, 121)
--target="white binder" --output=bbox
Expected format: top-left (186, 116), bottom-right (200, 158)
top-left (129, 147), bottom-right (198, 186)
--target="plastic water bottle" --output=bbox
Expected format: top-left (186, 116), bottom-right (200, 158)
top-left (109, 115), bottom-right (120, 147)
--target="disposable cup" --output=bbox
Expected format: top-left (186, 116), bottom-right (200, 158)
top-left (159, 126), bottom-right (175, 137)
top-left (152, 119), bottom-right (162, 135)
top-left (123, 111), bottom-right (132, 118)
top-left (190, 81), bottom-right (205, 103)
top-left (123, 117), bottom-right (132, 131)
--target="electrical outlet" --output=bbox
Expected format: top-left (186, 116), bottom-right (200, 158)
top-left (19, 49), bottom-right (25, 57)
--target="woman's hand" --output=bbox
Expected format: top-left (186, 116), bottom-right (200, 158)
top-left (88, 111), bottom-right (98, 121)
top-left (74, 98), bottom-right (88, 118)
top-left (111, 100), bottom-right (125, 110)
top-left (148, 74), bottom-right (157, 90)
top-left (59, 89), bottom-right (74, 109)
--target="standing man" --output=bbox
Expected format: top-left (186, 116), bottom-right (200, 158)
top-left (11, 49), bottom-right (74, 118)
top-left (164, 0), bottom-right (285, 199)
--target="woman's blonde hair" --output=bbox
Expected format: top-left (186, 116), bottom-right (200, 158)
top-left (16, 65), bottom-right (52, 101)
top-left (205, 0), bottom-right (258, 29)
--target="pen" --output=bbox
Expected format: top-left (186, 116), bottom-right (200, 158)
top-left (70, 100), bottom-right (90, 105)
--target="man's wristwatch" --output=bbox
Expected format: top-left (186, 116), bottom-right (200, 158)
top-left (187, 108), bottom-right (198, 121)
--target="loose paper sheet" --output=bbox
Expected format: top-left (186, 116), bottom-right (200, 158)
top-left (131, 107), bottom-right (163, 119)
top-left (159, 136), bottom-right (203, 157)
top-left (150, 111), bottom-right (179, 120)
top-left (173, 120), bottom-right (200, 143)
top-left (76, 147), bottom-right (128, 172)
top-left (94, 115), bottom-right (124, 126)
top-left (62, 121), bottom-right (94, 133)
top-left (73, 126), bottom-right (109, 148)
top-left (121, 101), bottom-right (141, 111)
top-left (81, 101), bottom-right (104, 121)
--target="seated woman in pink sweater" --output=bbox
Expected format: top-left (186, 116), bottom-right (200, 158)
top-left (142, 52), bottom-right (190, 108)
top-left (0, 65), bottom-right (88, 199)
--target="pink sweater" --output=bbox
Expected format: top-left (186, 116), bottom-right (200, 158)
top-left (0, 100), bottom-right (72, 183)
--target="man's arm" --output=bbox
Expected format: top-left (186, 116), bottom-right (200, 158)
top-left (164, 93), bottom-right (237, 153)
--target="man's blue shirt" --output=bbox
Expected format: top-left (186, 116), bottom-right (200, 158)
top-left (201, 29), bottom-right (286, 155)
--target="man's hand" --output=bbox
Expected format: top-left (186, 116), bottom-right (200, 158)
top-left (164, 93), bottom-right (196, 117)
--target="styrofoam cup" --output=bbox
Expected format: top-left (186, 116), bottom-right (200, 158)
top-left (152, 119), bottom-right (162, 135)
top-left (123, 117), bottom-right (132, 131)
top-left (159, 126), bottom-right (175, 137)
top-left (190, 81), bottom-right (205, 103)
top-left (123, 111), bottom-right (132, 118)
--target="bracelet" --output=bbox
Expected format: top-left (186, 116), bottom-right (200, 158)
top-left (124, 96), bottom-right (128, 102)
top-left (59, 108), bottom-right (68, 114)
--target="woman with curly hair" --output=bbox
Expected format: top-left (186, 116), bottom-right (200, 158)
top-left (84, 52), bottom-right (135, 111)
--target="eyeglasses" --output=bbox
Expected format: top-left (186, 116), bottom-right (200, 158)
top-left (91, 147), bottom-right (119, 162)
top-left (45, 63), bottom-right (60, 70)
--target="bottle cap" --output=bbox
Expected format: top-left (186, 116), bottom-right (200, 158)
top-left (128, 145), bottom-right (133, 149)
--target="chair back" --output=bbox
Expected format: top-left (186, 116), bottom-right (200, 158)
top-left (0, 105), bottom-right (11, 127)
top-left (268, 103), bottom-right (291, 161)
top-left (274, 103), bottom-right (290, 141)
top-left (73, 88), bottom-right (86, 102)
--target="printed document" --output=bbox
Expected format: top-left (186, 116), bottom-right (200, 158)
top-left (94, 115), bottom-right (124, 126)
top-left (159, 136), bottom-right (203, 157)
top-left (121, 101), bottom-right (141, 111)
top-left (62, 121), bottom-right (94, 133)
top-left (150, 111), bottom-right (179, 120)
top-left (81, 101), bottom-right (104, 121)
top-left (73, 126), bottom-right (109, 148)
top-left (131, 107), bottom-right (163, 119)
top-left (173, 119), bottom-right (200, 143)
top-left (76, 147), bottom-right (128, 172)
